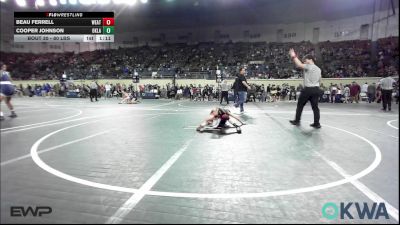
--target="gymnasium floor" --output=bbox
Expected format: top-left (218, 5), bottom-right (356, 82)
top-left (1, 97), bottom-right (399, 224)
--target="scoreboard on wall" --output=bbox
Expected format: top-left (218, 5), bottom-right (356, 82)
top-left (14, 12), bottom-right (114, 43)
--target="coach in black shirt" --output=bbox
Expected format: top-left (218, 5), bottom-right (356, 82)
top-left (234, 68), bottom-right (251, 113)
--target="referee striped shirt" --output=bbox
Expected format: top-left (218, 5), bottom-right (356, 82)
top-left (303, 64), bottom-right (321, 87)
top-left (379, 76), bottom-right (396, 90)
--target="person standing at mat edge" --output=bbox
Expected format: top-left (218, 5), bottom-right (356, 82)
top-left (379, 74), bottom-right (396, 111)
top-left (0, 64), bottom-right (17, 121)
top-left (220, 79), bottom-right (230, 105)
top-left (288, 49), bottom-right (322, 128)
top-left (234, 67), bottom-right (251, 113)
top-left (89, 80), bottom-right (98, 102)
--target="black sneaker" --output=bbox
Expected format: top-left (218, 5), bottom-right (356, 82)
top-left (289, 120), bottom-right (300, 126)
top-left (236, 127), bottom-right (242, 134)
top-left (310, 123), bottom-right (321, 129)
top-left (9, 113), bottom-right (17, 118)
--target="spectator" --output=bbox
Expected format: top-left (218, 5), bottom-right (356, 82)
top-left (330, 83), bottom-right (338, 103)
top-left (367, 82), bottom-right (376, 103)
top-left (362, 82), bottom-right (369, 95)
top-left (220, 80), bottom-right (230, 104)
top-left (376, 84), bottom-right (382, 104)
top-left (89, 80), bottom-right (98, 102)
top-left (343, 84), bottom-right (350, 103)
top-left (105, 82), bottom-right (111, 99)
top-left (350, 81), bottom-right (361, 103)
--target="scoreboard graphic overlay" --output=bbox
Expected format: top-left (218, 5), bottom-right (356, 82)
top-left (14, 12), bottom-right (114, 42)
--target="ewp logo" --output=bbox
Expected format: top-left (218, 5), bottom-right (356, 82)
top-left (322, 202), bottom-right (389, 220)
top-left (10, 206), bottom-right (52, 217)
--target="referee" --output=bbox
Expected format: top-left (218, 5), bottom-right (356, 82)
top-left (288, 48), bottom-right (322, 128)
top-left (379, 74), bottom-right (396, 111)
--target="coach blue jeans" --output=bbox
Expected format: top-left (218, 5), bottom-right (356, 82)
top-left (237, 91), bottom-right (247, 112)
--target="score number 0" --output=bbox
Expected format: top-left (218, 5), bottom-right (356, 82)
top-left (102, 18), bottom-right (114, 26)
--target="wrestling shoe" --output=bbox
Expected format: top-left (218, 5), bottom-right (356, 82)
top-left (310, 123), bottom-right (321, 129)
top-left (289, 120), bottom-right (300, 126)
top-left (9, 112), bottom-right (17, 118)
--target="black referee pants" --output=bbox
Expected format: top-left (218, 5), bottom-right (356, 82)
top-left (295, 87), bottom-right (321, 124)
top-left (381, 89), bottom-right (393, 110)
top-left (220, 91), bottom-right (229, 104)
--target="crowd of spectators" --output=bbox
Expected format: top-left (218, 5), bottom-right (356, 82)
top-left (13, 78), bottom-right (399, 106)
top-left (1, 37), bottom-right (398, 81)
top-left (319, 40), bottom-right (372, 78)
top-left (376, 36), bottom-right (399, 77)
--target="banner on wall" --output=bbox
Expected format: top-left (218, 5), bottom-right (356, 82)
top-left (249, 61), bottom-right (265, 64)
